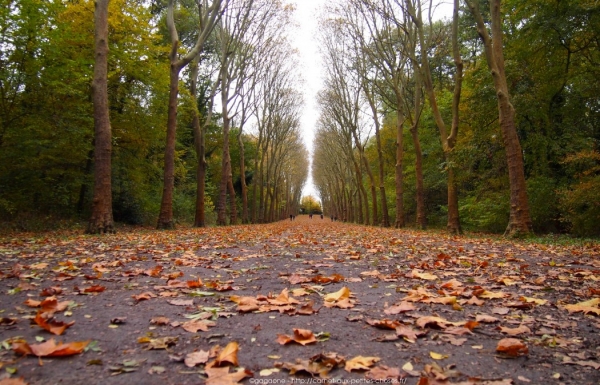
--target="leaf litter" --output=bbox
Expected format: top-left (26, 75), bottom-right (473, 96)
top-left (0, 217), bottom-right (598, 384)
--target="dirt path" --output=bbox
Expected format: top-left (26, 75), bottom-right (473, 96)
top-left (0, 217), bottom-right (599, 385)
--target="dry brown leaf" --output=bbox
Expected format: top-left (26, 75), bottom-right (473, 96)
top-left (384, 301), bottom-right (417, 315)
top-left (475, 314), bottom-right (500, 323)
top-left (411, 269), bottom-right (438, 281)
top-left (496, 338), bottom-right (528, 357)
top-left (366, 318), bottom-right (401, 330)
top-left (184, 350), bottom-right (209, 367)
top-left (277, 328), bottom-right (317, 346)
top-left (563, 298), bottom-right (600, 315)
top-left (0, 378), bottom-right (29, 385)
top-left (466, 296), bottom-right (485, 306)
top-left (422, 296), bottom-right (457, 305)
top-left (297, 300), bottom-right (318, 315)
top-left (181, 319), bottom-right (216, 333)
top-left (520, 296), bottom-right (548, 305)
top-left (150, 316), bottom-right (170, 325)
top-left (479, 290), bottom-right (510, 299)
top-left (365, 365), bottom-right (402, 380)
top-left (415, 316), bottom-right (452, 329)
top-left (168, 298), bottom-right (194, 306)
top-left (230, 296), bottom-right (259, 312)
top-left (215, 341), bottom-right (239, 366)
top-left (132, 292), bottom-right (156, 301)
top-left (498, 325), bottom-right (531, 336)
top-left (281, 359), bottom-right (332, 378)
top-left (395, 325), bottom-right (426, 343)
top-left (205, 366), bottom-right (252, 385)
top-left (267, 288), bottom-right (299, 306)
top-left (345, 356), bottom-right (380, 372)
top-left (33, 311), bottom-right (74, 335)
top-left (12, 338), bottom-right (89, 357)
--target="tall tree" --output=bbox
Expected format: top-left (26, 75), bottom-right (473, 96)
top-left (403, 0), bottom-right (463, 233)
top-left (157, 0), bottom-right (224, 229)
top-left (465, 0), bottom-right (533, 236)
top-left (87, 0), bottom-right (114, 234)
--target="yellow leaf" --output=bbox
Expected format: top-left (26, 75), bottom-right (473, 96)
top-left (411, 269), bottom-right (438, 281)
top-left (429, 352), bottom-right (449, 360)
top-left (324, 287), bottom-right (351, 302)
top-left (520, 296), bottom-right (548, 305)
top-left (402, 362), bottom-right (414, 371)
top-left (344, 356), bottom-right (380, 372)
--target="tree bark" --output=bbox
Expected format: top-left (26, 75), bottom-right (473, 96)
top-left (465, 0), bottom-right (532, 236)
top-left (394, 100), bottom-right (405, 228)
top-left (190, 57), bottom-right (207, 227)
top-left (87, 0), bottom-right (114, 235)
top-left (238, 130), bottom-right (248, 223)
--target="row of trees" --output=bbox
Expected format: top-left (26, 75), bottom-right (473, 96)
top-left (313, 0), bottom-right (599, 236)
top-left (0, 0), bottom-right (308, 232)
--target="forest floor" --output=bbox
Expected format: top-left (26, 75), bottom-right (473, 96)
top-left (0, 217), bottom-right (599, 385)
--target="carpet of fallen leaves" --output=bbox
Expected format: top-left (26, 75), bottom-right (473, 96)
top-left (0, 217), bottom-right (599, 385)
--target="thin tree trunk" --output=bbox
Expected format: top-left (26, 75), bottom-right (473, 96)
top-left (190, 57), bottom-right (206, 227)
top-left (395, 101), bottom-right (405, 228)
top-left (410, 56), bottom-right (426, 229)
top-left (87, 0), bottom-right (114, 234)
top-left (466, 0), bottom-right (532, 236)
top-left (237, 131), bottom-right (248, 223)
top-left (365, 90), bottom-right (389, 227)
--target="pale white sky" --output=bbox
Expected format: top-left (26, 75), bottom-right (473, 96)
top-left (287, 0), bottom-right (453, 201)
top-left (287, 0), bottom-right (323, 200)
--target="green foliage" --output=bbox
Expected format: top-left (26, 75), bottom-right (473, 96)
top-left (459, 193), bottom-right (510, 233)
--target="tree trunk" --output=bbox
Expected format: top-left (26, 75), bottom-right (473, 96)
top-left (406, 0), bottom-right (461, 233)
top-left (394, 102), bottom-right (405, 228)
top-left (157, 64), bottom-right (181, 229)
top-left (466, 0), bottom-right (532, 236)
top-left (411, 125), bottom-right (426, 229)
top-left (217, 112), bottom-right (231, 225)
top-left (87, 0), bottom-right (114, 235)
top-left (238, 131), bottom-right (248, 223)
top-left (227, 162), bottom-right (237, 225)
top-left (190, 57), bottom-right (206, 227)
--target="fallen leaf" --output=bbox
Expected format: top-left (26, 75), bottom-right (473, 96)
top-left (520, 296), bottom-right (547, 305)
top-left (33, 311), bottom-right (74, 335)
top-left (277, 328), bottom-right (317, 346)
top-left (345, 356), bottom-right (380, 372)
top-left (429, 351), bottom-right (449, 360)
top-left (182, 319), bottom-right (216, 333)
top-left (411, 269), bottom-right (438, 281)
top-left (563, 298), bottom-right (600, 315)
top-left (12, 338), bottom-right (89, 357)
top-left (168, 298), bottom-right (194, 306)
top-left (498, 325), bottom-right (531, 336)
top-left (205, 366), bottom-right (252, 385)
top-left (323, 286), bottom-right (351, 302)
top-left (384, 301), bottom-right (416, 315)
top-left (150, 317), bottom-right (170, 325)
top-left (148, 336), bottom-right (178, 350)
top-left (475, 314), bottom-right (500, 323)
top-left (184, 350), bottom-right (209, 367)
top-left (496, 338), bottom-right (528, 357)
top-left (132, 292), bottom-right (156, 301)
top-left (365, 365), bottom-right (402, 380)
top-left (215, 341), bottom-right (239, 366)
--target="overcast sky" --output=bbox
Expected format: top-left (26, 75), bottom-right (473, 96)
top-left (286, 0), bottom-right (454, 200)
